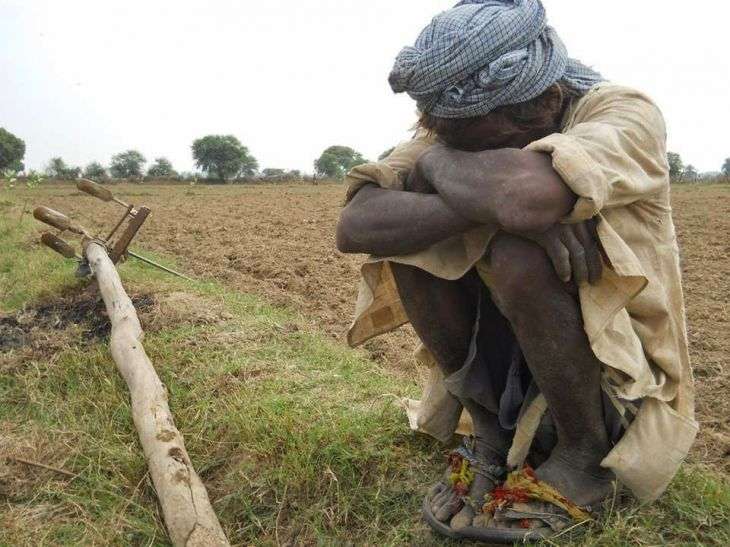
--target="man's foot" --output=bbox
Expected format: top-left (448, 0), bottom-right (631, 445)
top-left (533, 452), bottom-right (615, 509)
top-left (449, 455), bottom-right (503, 530)
top-left (427, 437), bottom-right (507, 528)
top-left (480, 451), bottom-right (615, 533)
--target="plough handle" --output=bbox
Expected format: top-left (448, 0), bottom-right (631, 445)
top-left (78, 179), bottom-right (130, 207)
top-left (41, 232), bottom-right (78, 259)
top-left (33, 206), bottom-right (90, 236)
top-left (78, 179), bottom-right (113, 202)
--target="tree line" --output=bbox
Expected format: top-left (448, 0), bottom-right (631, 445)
top-left (0, 128), bottom-right (373, 184)
top-left (667, 151), bottom-right (730, 183)
top-left (3, 126), bottom-right (728, 184)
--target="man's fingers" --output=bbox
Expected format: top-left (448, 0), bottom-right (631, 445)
top-left (543, 236), bottom-right (572, 283)
top-left (575, 220), bottom-right (603, 284)
top-left (561, 228), bottom-right (589, 286)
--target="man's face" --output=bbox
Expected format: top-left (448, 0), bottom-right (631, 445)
top-left (439, 111), bottom-right (557, 152)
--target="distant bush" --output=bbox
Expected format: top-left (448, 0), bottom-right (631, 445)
top-left (258, 168), bottom-right (303, 183)
top-left (83, 162), bottom-right (109, 182)
top-left (45, 157), bottom-right (81, 180)
top-left (110, 150), bottom-right (146, 180)
top-left (147, 157), bottom-right (176, 179)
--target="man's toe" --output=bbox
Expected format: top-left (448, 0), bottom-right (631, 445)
top-left (430, 488), bottom-right (451, 513)
top-left (450, 505), bottom-right (474, 530)
top-left (435, 492), bottom-right (461, 522)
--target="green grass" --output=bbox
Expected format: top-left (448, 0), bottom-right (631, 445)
top-left (1, 190), bottom-right (728, 545)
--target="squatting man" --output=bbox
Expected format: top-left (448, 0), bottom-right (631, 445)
top-left (336, 0), bottom-right (697, 543)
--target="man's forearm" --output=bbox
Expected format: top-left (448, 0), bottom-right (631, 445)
top-left (337, 185), bottom-right (480, 257)
top-left (421, 147), bottom-right (577, 234)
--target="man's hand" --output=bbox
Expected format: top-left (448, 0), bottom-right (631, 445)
top-left (522, 218), bottom-right (603, 286)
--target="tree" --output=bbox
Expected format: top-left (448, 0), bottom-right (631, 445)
top-left (261, 168), bottom-right (286, 178)
top-left (314, 146), bottom-right (366, 179)
top-left (378, 147), bottom-right (395, 161)
top-left (192, 135), bottom-right (258, 182)
top-left (667, 152), bottom-right (683, 182)
top-left (83, 162), bottom-right (109, 181)
top-left (110, 150), bottom-right (146, 179)
top-left (46, 157), bottom-right (81, 180)
top-left (0, 128), bottom-right (26, 175)
top-left (683, 164), bottom-right (698, 182)
top-left (722, 158), bottom-right (730, 178)
top-left (147, 157), bottom-right (176, 178)
top-left (46, 157), bottom-right (66, 178)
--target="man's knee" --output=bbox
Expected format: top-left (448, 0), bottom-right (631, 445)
top-left (487, 233), bottom-right (555, 317)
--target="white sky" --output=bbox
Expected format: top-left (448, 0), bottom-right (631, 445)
top-left (1, 0), bottom-right (729, 174)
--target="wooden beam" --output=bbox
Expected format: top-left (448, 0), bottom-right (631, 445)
top-left (83, 240), bottom-right (229, 547)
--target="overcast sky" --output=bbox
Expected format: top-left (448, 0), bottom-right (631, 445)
top-left (2, 0), bottom-right (728, 174)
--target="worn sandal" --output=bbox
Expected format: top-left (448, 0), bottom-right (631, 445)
top-left (424, 465), bottom-right (598, 543)
top-left (423, 442), bottom-right (555, 543)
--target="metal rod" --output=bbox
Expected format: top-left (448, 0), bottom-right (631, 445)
top-left (127, 250), bottom-right (194, 282)
top-left (106, 204), bottom-right (134, 242)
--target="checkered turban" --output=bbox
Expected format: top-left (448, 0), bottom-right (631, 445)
top-left (389, 0), bottom-right (604, 118)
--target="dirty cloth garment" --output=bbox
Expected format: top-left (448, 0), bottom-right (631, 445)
top-left (344, 84), bottom-right (698, 503)
top-left (389, 0), bottom-right (604, 118)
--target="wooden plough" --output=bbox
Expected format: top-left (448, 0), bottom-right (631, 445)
top-left (34, 180), bottom-right (229, 546)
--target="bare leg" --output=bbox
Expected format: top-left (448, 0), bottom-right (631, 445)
top-left (487, 233), bottom-right (614, 507)
top-left (390, 263), bottom-right (513, 526)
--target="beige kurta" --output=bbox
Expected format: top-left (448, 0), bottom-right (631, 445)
top-left (344, 84), bottom-right (698, 503)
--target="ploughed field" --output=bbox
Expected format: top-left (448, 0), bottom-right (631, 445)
top-left (30, 181), bottom-right (730, 472)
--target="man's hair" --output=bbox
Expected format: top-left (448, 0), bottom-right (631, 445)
top-left (418, 80), bottom-right (582, 142)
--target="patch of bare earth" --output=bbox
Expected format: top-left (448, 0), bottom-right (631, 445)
top-left (0, 290), bottom-right (153, 347)
top-left (33, 182), bottom-right (729, 472)
top-left (0, 286), bottom-right (228, 374)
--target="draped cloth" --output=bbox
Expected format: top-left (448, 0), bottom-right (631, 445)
top-left (389, 0), bottom-right (604, 118)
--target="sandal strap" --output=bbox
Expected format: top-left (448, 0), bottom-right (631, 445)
top-left (453, 440), bottom-right (507, 484)
top-left (497, 506), bottom-right (573, 533)
top-left (472, 461), bottom-right (508, 484)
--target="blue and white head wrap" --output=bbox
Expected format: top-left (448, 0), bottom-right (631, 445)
top-left (389, 0), bottom-right (604, 118)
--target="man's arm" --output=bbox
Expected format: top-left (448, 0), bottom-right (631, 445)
top-left (417, 144), bottom-right (577, 234)
top-left (337, 145), bottom-right (602, 285)
top-left (336, 184), bottom-right (479, 257)
top-left (415, 144), bottom-right (603, 285)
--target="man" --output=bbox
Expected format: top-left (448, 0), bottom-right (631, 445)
top-left (337, 0), bottom-right (697, 543)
